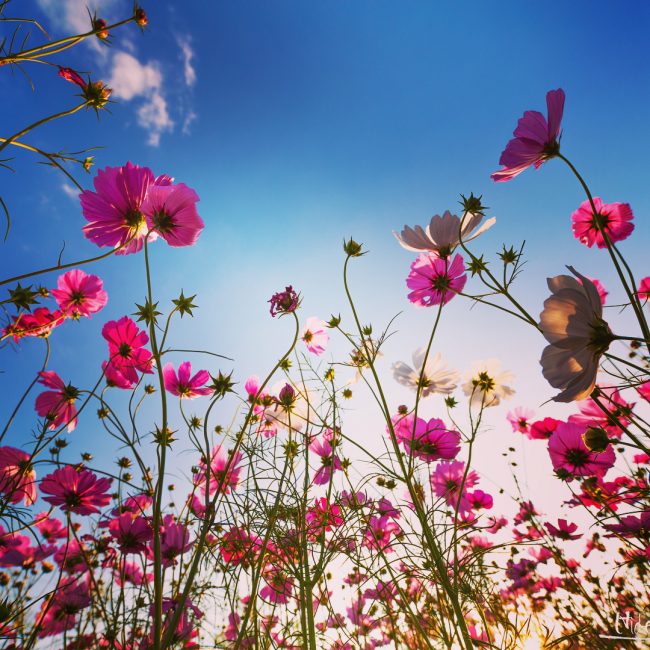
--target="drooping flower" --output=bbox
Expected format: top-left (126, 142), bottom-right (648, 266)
top-left (269, 285), bottom-right (300, 317)
top-left (0, 447), bottom-right (37, 505)
top-left (545, 519), bottom-right (581, 540)
top-left (35, 371), bottom-right (79, 432)
top-left (40, 466), bottom-right (113, 515)
top-left (51, 269), bottom-right (108, 319)
top-left (301, 317), bottom-right (329, 355)
top-left (163, 361), bottom-right (212, 398)
top-left (547, 421), bottom-right (615, 480)
top-left (491, 88), bottom-right (565, 182)
top-left (406, 252), bottom-right (467, 306)
top-left (391, 349), bottom-right (459, 396)
top-left (80, 162), bottom-right (156, 255)
top-left (571, 197), bottom-right (634, 248)
top-left (141, 182), bottom-right (204, 247)
top-left (539, 267), bottom-right (614, 402)
top-left (394, 210), bottom-right (496, 257)
top-left (3, 308), bottom-right (65, 341)
top-left (102, 316), bottom-right (153, 383)
top-left (58, 66), bottom-right (86, 88)
top-left (462, 359), bottom-right (515, 408)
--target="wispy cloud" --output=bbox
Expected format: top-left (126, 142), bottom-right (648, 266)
top-left (61, 183), bottom-right (80, 200)
top-left (177, 36), bottom-right (197, 87)
top-left (108, 51), bottom-right (173, 146)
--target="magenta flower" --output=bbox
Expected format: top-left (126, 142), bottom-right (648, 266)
top-left (430, 460), bottom-right (479, 511)
top-left (529, 417), bottom-right (560, 440)
top-left (40, 466), bottom-right (113, 515)
top-left (301, 317), bottom-right (329, 355)
top-left (163, 361), bottom-right (213, 398)
top-left (545, 518), bottom-right (581, 540)
top-left (547, 421), bottom-right (615, 480)
top-left (33, 513), bottom-right (67, 542)
top-left (261, 564), bottom-right (294, 604)
top-left (393, 414), bottom-right (460, 463)
top-left (157, 515), bottom-right (192, 566)
top-left (35, 371), bottom-right (79, 432)
top-left (571, 197), bottom-right (634, 248)
top-left (102, 360), bottom-right (134, 389)
top-left (406, 252), bottom-right (467, 307)
top-left (141, 182), bottom-right (204, 246)
top-left (58, 66), bottom-right (86, 88)
top-left (363, 515), bottom-right (402, 552)
top-left (492, 88), bottom-right (565, 182)
top-left (108, 513), bottom-right (153, 553)
top-left (3, 308), bottom-right (65, 341)
top-left (467, 489), bottom-right (493, 511)
top-left (51, 269), bottom-right (107, 319)
top-left (0, 446), bottom-right (37, 505)
top-left (309, 430), bottom-right (342, 485)
top-left (80, 162), bottom-right (156, 255)
top-left (102, 316), bottom-right (153, 383)
top-left (219, 526), bottom-right (262, 567)
top-left (195, 445), bottom-right (243, 496)
top-left (569, 387), bottom-right (633, 438)
top-left (269, 285), bottom-right (300, 317)
top-left (506, 407), bottom-right (535, 436)
top-left (0, 529), bottom-right (54, 568)
top-left (36, 580), bottom-right (91, 639)
top-left (637, 277), bottom-right (650, 302)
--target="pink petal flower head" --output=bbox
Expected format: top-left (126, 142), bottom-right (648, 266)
top-left (0, 446), bottom-right (37, 505)
top-left (3, 308), bottom-right (65, 341)
top-left (269, 285), bottom-right (300, 317)
top-left (406, 252), bottom-right (467, 307)
top-left (156, 514), bottom-right (192, 567)
top-left (102, 316), bottom-right (153, 383)
top-left (102, 360), bottom-right (135, 389)
top-left (507, 406), bottom-right (535, 435)
top-left (571, 197), bottom-right (634, 248)
top-left (301, 317), bottom-right (329, 355)
top-left (430, 460), bottom-right (479, 512)
top-left (35, 371), bottom-right (79, 432)
top-left (394, 210), bottom-right (496, 257)
top-left (40, 466), bottom-right (113, 515)
top-left (163, 361), bottom-right (213, 398)
top-left (309, 431), bottom-right (342, 485)
top-left (547, 421), bottom-right (615, 481)
top-left (80, 162), bottom-right (157, 255)
top-left (569, 387), bottom-right (634, 438)
top-left (51, 269), bottom-right (107, 319)
top-left (492, 88), bottom-right (565, 182)
top-left (108, 513), bottom-right (153, 553)
top-left (33, 513), bottom-right (68, 542)
top-left (195, 445), bottom-right (243, 496)
top-left (392, 414), bottom-right (461, 463)
top-left (141, 182), bottom-right (204, 247)
top-left (529, 417), bottom-right (560, 440)
top-left (637, 277), bottom-right (650, 303)
top-left (539, 267), bottom-right (614, 402)
top-left (545, 518), bottom-right (581, 540)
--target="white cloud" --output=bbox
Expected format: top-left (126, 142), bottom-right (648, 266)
top-left (108, 51), bottom-right (173, 147)
top-left (108, 51), bottom-right (162, 101)
top-left (177, 36), bottom-right (196, 87)
top-left (61, 183), bottom-right (80, 200)
top-left (137, 94), bottom-right (173, 146)
top-left (182, 110), bottom-right (198, 135)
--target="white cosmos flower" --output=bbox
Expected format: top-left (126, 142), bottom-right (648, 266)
top-left (462, 359), bottom-right (515, 408)
top-left (391, 349), bottom-right (459, 396)
top-left (539, 266), bottom-right (614, 403)
top-left (394, 210), bottom-right (496, 256)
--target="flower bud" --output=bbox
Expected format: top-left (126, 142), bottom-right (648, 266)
top-left (582, 427), bottom-right (610, 453)
top-left (343, 238), bottom-right (363, 257)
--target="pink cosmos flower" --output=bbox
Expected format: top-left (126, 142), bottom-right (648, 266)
top-left (261, 565), bottom-right (294, 604)
top-left (116, 561), bottom-right (153, 587)
top-left (309, 430), bottom-right (342, 485)
top-left (0, 526), bottom-right (54, 568)
top-left (163, 361), bottom-right (212, 398)
top-left (102, 316), bottom-right (153, 383)
top-left (529, 417), bottom-right (560, 440)
top-left (141, 182), bottom-right (204, 246)
top-left (305, 498), bottom-right (344, 536)
top-left (220, 526), bottom-right (262, 567)
top-left (584, 277), bottom-right (608, 305)
top-left (35, 371), bottom-right (79, 432)
top-left (467, 489), bottom-right (493, 511)
top-left (54, 539), bottom-right (90, 574)
top-left (3, 308), bottom-right (65, 341)
top-left (571, 197), bottom-right (634, 248)
top-left (157, 514), bottom-right (192, 566)
top-left (638, 277), bottom-right (650, 302)
top-left (195, 445), bottom-right (243, 496)
top-left (0, 446), bottom-right (37, 505)
top-left (34, 513), bottom-right (68, 542)
top-left (108, 513), bottom-right (153, 553)
top-left (301, 316), bottom-right (329, 355)
top-left (507, 407), bottom-right (535, 435)
top-left (569, 387), bottom-right (633, 438)
top-left (102, 360), bottom-right (134, 389)
top-left (362, 515), bottom-right (401, 552)
top-left (545, 519), bottom-right (581, 540)
top-left (392, 413), bottom-right (461, 462)
top-left (51, 269), bottom-right (108, 319)
top-left (637, 382), bottom-right (650, 403)
top-left (547, 421), bottom-right (615, 480)
top-left (36, 580), bottom-right (91, 639)
top-left (430, 460), bottom-right (479, 511)
top-left (81, 162), bottom-right (156, 255)
top-left (406, 252), bottom-right (467, 306)
top-left (269, 285), bottom-right (300, 317)
top-left (41, 466), bottom-right (113, 515)
top-left (58, 66), bottom-right (86, 88)
top-left (491, 88), bottom-right (565, 182)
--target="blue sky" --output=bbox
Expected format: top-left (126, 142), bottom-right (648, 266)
top-left (2, 1), bottom-right (649, 509)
